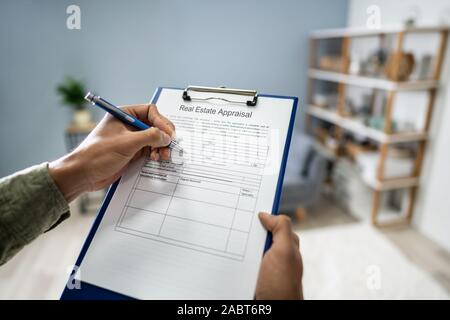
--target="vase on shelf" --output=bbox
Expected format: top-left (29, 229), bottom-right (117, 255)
top-left (72, 108), bottom-right (92, 127)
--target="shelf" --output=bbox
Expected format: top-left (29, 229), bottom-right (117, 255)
top-left (308, 69), bottom-right (438, 91)
top-left (307, 105), bottom-right (428, 143)
top-left (333, 148), bottom-right (420, 191)
top-left (308, 25), bottom-right (448, 226)
top-left (363, 175), bottom-right (419, 191)
top-left (327, 145), bottom-right (420, 191)
top-left (310, 25), bottom-right (449, 39)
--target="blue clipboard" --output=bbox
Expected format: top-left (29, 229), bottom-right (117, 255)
top-left (61, 86), bottom-right (298, 300)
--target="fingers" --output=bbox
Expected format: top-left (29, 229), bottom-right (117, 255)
top-left (129, 127), bottom-right (172, 150)
top-left (150, 148), bottom-right (160, 161)
top-left (117, 104), bottom-right (176, 158)
top-left (122, 104), bottom-right (175, 137)
top-left (121, 104), bottom-right (152, 121)
top-left (259, 212), bottom-right (294, 244)
top-left (159, 147), bottom-right (171, 160)
top-left (149, 147), bottom-right (171, 161)
top-left (259, 212), bottom-right (276, 230)
top-left (148, 105), bottom-right (175, 137)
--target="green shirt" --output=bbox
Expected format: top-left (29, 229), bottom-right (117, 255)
top-left (0, 162), bottom-right (70, 265)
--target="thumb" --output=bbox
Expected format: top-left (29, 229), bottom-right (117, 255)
top-left (259, 212), bottom-right (292, 243)
top-left (259, 212), bottom-right (277, 231)
top-left (128, 127), bottom-right (172, 150)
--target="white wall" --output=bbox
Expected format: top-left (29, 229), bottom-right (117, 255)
top-left (349, 0), bottom-right (450, 251)
top-left (349, 0), bottom-right (450, 27)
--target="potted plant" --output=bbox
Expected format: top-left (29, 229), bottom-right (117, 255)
top-left (57, 76), bottom-right (92, 126)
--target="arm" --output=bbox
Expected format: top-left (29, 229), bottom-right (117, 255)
top-left (0, 104), bottom-right (174, 265)
top-left (0, 163), bottom-right (70, 265)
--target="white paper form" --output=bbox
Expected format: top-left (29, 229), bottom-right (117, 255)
top-left (78, 88), bottom-right (295, 299)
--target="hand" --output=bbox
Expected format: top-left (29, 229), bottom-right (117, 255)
top-left (256, 212), bottom-right (303, 300)
top-left (49, 104), bottom-right (175, 202)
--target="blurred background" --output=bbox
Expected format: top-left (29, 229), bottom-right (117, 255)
top-left (1, 0), bottom-right (450, 299)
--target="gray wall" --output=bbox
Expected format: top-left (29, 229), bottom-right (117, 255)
top-left (0, 0), bottom-right (348, 176)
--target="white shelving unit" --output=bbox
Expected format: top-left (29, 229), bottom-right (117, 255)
top-left (307, 25), bottom-right (449, 226)
top-left (307, 105), bottom-right (428, 144)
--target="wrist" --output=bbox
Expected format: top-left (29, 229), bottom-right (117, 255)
top-left (49, 152), bottom-right (89, 202)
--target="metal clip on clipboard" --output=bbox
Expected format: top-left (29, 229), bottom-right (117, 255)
top-left (182, 85), bottom-right (258, 106)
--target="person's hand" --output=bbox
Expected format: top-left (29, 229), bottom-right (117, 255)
top-left (49, 104), bottom-right (175, 202)
top-left (255, 212), bottom-right (303, 300)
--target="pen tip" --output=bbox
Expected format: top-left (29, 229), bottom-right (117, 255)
top-left (170, 141), bottom-right (185, 154)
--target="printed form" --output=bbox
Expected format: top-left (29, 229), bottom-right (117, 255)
top-left (78, 88), bottom-right (295, 299)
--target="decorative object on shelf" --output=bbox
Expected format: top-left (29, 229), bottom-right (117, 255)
top-left (367, 115), bottom-right (396, 132)
top-left (365, 48), bottom-right (389, 77)
top-left (312, 93), bottom-right (329, 108)
top-left (395, 119), bottom-right (417, 133)
top-left (361, 93), bottom-right (374, 117)
top-left (417, 54), bottom-right (433, 80)
top-left (344, 141), bottom-right (376, 162)
top-left (384, 51), bottom-right (415, 81)
top-left (325, 135), bottom-right (339, 154)
top-left (346, 93), bottom-right (374, 118)
top-left (314, 126), bottom-right (339, 156)
top-left (313, 93), bottom-right (338, 110)
top-left (57, 76), bottom-right (92, 127)
top-left (348, 133), bottom-right (371, 145)
top-left (389, 146), bottom-right (414, 159)
top-left (344, 98), bottom-right (357, 116)
top-left (404, 6), bottom-right (420, 27)
top-left (349, 51), bottom-right (362, 75)
top-left (319, 55), bottom-right (343, 72)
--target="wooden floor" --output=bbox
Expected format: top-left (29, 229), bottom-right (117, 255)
top-left (293, 197), bottom-right (450, 294)
top-left (1, 196), bottom-right (449, 299)
top-left (0, 201), bottom-right (95, 299)
top-left (381, 227), bottom-right (450, 293)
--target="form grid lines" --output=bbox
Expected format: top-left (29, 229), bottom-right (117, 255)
top-left (114, 116), bottom-right (269, 260)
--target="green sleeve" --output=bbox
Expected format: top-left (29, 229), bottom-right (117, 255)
top-left (0, 162), bottom-right (70, 265)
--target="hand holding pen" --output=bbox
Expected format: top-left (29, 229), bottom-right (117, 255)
top-left (49, 103), bottom-right (178, 201)
top-left (85, 92), bottom-right (183, 155)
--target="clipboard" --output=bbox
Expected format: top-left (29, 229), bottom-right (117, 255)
top-left (61, 86), bottom-right (298, 300)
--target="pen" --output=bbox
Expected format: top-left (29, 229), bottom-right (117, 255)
top-left (84, 92), bottom-right (183, 152)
